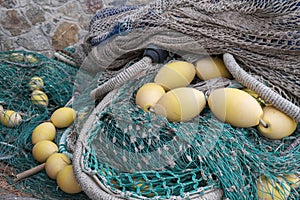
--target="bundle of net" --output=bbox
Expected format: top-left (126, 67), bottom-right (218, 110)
top-left (0, 50), bottom-right (88, 199)
top-left (86, 0), bottom-right (300, 107)
top-left (68, 0), bottom-right (300, 199)
top-left (74, 61), bottom-right (300, 199)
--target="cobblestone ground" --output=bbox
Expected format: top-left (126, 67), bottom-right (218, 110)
top-left (0, 0), bottom-right (152, 199)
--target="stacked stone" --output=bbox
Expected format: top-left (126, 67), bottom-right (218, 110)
top-left (0, 0), bottom-right (102, 57)
top-left (0, 0), bottom-right (154, 58)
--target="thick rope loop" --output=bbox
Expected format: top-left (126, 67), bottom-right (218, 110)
top-left (90, 56), bottom-right (152, 99)
top-left (223, 53), bottom-right (300, 122)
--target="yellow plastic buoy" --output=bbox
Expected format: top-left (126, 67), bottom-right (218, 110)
top-left (45, 153), bottom-right (71, 180)
top-left (31, 90), bottom-right (49, 107)
top-left (154, 87), bottom-right (206, 122)
top-left (242, 88), bottom-right (267, 107)
top-left (28, 76), bottom-right (44, 91)
top-left (135, 83), bottom-right (165, 112)
top-left (9, 53), bottom-right (24, 61)
top-left (26, 54), bottom-right (38, 63)
top-left (195, 57), bottom-right (232, 80)
top-left (208, 88), bottom-right (263, 128)
top-left (258, 106), bottom-right (297, 140)
top-left (257, 175), bottom-right (290, 200)
top-left (0, 110), bottom-right (22, 128)
top-left (50, 107), bottom-right (76, 128)
top-left (32, 140), bottom-right (58, 163)
top-left (31, 122), bottom-right (56, 144)
top-left (56, 165), bottom-right (82, 194)
top-left (154, 61), bottom-right (196, 90)
top-left (284, 174), bottom-right (300, 189)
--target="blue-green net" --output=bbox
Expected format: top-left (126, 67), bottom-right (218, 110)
top-left (77, 1), bottom-right (300, 198)
top-left (1, 0), bottom-right (300, 199)
top-left (0, 50), bottom-right (89, 199)
top-left (76, 67), bottom-right (300, 199)
top-left (0, 50), bottom-right (299, 200)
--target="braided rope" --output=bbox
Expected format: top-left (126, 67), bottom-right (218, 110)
top-left (73, 89), bottom-right (224, 200)
top-left (73, 91), bottom-right (121, 200)
top-left (90, 56), bottom-right (152, 99)
top-left (72, 1), bottom-right (300, 199)
top-left (223, 53), bottom-right (300, 122)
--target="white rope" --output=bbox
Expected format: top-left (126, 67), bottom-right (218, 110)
top-left (223, 53), bottom-right (300, 122)
top-left (90, 56), bottom-right (152, 99)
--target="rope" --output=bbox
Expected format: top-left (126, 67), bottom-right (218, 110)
top-left (90, 56), bottom-right (152, 99)
top-left (223, 53), bottom-right (300, 122)
top-left (71, 1), bottom-right (300, 199)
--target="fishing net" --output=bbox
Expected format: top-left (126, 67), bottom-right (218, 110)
top-left (0, 50), bottom-right (89, 199)
top-left (68, 0), bottom-right (300, 199)
top-left (0, 0), bottom-right (299, 200)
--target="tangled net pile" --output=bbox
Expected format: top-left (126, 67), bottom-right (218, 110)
top-left (0, 0), bottom-right (299, 199)
top-left (84, 0), bottom-right (300, 105)
top-left (69, 0), bottom-right (300, 199)
top-left (0, 50), bottom-right (89, 199)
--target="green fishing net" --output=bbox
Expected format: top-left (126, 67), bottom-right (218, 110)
top-left (0, 50), bottom-right (89, 199)
top-left (71, 0), bottom-right (300, 198)
top-left (72, 58), bottom-right (300, 199)
top-left (1, 0), bottom-right (300, 199)
top-left (0, 50), bottom-right (299, 199)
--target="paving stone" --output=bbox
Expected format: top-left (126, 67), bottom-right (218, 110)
top-left (50, 0), bottom-right (69, 7)
top-left (0, 35), bottom-right (16, 51)
top-left (52, 21), bottom-right (79, 50)
top-left (80, 0), bottom-right (103, 14)
top-left (0, 0), bottom-right (17, 9)
top-left (32, 0), bottom-right (68, 7)
top-left (57, 1), bottom-right (82, 19)
top-left (17, 0), bottom-right (32, 7)
top-left (40, 22), bottom-right (55, 36)
top-left (25, 4), bottom-right (46, 25)
top-left (16, 27), bottom-right (52, 51)
top-left (79, 14), bottom-right (93, 30)
top-left (0, 10), bottom-right (31, 36)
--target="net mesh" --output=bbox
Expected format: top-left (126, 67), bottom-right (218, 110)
top-left (86, 0), bottom-right (300, 107)
top-left (0, 0), bottom-right (299, 199)
top-left (76, 63), bottom-right (300, 199)
top-left (0, 50), bottom-right (89, 199)
top-left (71, 0), bottom-right (300, 199)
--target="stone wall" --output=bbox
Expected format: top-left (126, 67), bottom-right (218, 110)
top-left (0, 0), bottom-right (104, 57)
top-left (0, 0), bottom-right (154, 58)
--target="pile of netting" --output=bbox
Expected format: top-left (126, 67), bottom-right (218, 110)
top-left (72, 63), bottom-right (300, 199)
top-left (0, 50), bottom-right (89, 199)
top-left (0, 0), bottom-right (299, 199)
top-left (82, 0), bottom-right (300, 107)
top-left (68, 0), bottom-right (300, 199)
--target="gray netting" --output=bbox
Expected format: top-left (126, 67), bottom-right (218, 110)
top-left (0, 50), bottom-right (89, 199)
top-left (69, 0), bottom-right (300, 199)
top-left (84, 0), bottom-right (299, 107)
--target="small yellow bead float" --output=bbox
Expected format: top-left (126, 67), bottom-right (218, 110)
top-left (28, 76), bottom-right (44, 91)
top-left (31, 90), bottom-right (49, 107)
top-left (0, 105), bottom-right (22, 128)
